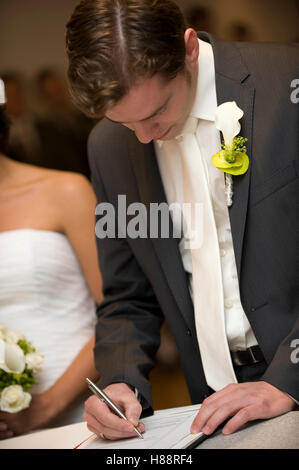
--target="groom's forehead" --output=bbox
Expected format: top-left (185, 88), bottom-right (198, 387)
top-left (106, 96), bottom-right (171, 124)
top-left (105, 75), bottom-right (174, 123)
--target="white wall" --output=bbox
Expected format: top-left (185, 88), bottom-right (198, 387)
top-left (0, 0), bottom-right (78, 77)
top-left (179, 0), bottom-right (299, 42)
top-left (0, 0), bottom-right (298, 79)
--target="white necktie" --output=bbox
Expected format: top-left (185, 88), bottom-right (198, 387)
top-left (176, 116), bottom-right (237, 391)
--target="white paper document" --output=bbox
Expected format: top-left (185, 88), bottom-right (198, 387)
top-left (0, 403), bottom-right (203, 449)
top-left (77, 403), bottom-right (203, 449)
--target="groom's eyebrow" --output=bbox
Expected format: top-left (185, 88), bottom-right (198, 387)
top-left (106, 95), bottom-right (172, 124)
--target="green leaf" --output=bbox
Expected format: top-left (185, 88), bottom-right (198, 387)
top-left (0, 366), bottom-right (38, 392)
top-left (17, 339), bottom-right (36, 354)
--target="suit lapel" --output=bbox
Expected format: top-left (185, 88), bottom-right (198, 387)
top-left (202, 32), bottom-right (256, 279)
top-left (216, 76), bottom-right (255, 279)
top-left (128, 135), bottom-right (195, 330)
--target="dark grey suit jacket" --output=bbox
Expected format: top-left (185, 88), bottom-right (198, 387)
top-left (88, 33), bottom-right (299, 414)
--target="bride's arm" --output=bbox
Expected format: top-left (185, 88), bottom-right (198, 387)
top-left (43, 336), bottom-right (99, 417)
top-left (0, 173), bottom-right (103, 438)
top-left (58, 172), bottom-right (104, 306)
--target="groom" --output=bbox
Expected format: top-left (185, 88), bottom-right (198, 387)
top-left (66, 0), bottom-right (299, 440)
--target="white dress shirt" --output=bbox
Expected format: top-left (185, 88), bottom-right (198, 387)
top-left (155, 39), bottom-right (258, 353)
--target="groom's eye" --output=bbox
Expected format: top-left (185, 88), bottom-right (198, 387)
top-left (158, 105), bottom-right (167, 115)
top-left (149, 104), bottom-right (167, 120)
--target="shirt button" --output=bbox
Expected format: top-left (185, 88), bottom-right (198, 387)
top-left (224, 299), bottom-right (234, 309)
top-left (220, 249), bottom-right (226, 257)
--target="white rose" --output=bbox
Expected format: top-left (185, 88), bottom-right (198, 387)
top-left (5, 330), bottom-right (26, 345)
top-left (0, 326), bottom-right (8, 341)
top-left (0, 338), bottom-right (26, 374)
top-left (215, 101), bottom-right (244, 147)
top-left (25, 352), bottom-right (43, 373)
top-left (0, 385), bottom-right (32, 413)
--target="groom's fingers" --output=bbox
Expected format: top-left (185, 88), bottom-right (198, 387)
top-left (84, 396), bottom-right (132, 432)
top-left (83, 383), bottom-right (143, 440)
top-left (84, 408), bottom-right (144, 440)
top-left (104, 383), bottom-right (143, 427)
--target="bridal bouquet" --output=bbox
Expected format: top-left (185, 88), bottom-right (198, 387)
top-left (0, 327), bottom-right (43, 413)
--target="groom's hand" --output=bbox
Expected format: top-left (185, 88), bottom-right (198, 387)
top-left (83, 382), bottom-right (145, 440)
top-left (191, 381), bottom-right (297, 436)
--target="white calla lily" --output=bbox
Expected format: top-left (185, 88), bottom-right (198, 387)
top-left (5, 330), bottom-right (25, 345)
top-left (0, 339), bottom-right (5, 364)
top-left (0, 326), bottom-right (8, 341)
top-left (215, 101), bottom-right (244, 147)
top-left (0, 338), bottom-right (26, 374)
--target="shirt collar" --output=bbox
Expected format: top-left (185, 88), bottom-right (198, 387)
top-left (189, 38), bottom-right (217, 122)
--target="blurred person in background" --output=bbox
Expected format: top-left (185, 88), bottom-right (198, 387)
top-left (227, 22), bottom-right (255, 42)
top-left (2, 70), bottom-right (93, 179)
top-left (184, 5), bottom-right (214, 34)
top-left (0, 78), bottom-right (103, 439)
top-left (36, 68), bottom-right (94, 177)
top-left (2, 72), bottom-right (43, 166)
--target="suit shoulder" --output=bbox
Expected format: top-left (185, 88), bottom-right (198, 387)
top-left (88, 119), bottom-right (131, 153)
top-left (236, 40), bottom-right (299, 74)
top-left (88, 118), bottom-right (134, 171)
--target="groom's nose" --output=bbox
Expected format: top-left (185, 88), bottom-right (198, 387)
top-left (125, 121), bottom-right (160, 144)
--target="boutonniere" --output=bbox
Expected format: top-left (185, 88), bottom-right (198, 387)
top-left (212, 101), bottom-right (249, 207)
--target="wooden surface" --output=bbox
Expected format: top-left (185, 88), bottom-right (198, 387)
top-left (150, 322), bottom-right (191, 410)
top-left (151, 360), bottom-right (191, 410)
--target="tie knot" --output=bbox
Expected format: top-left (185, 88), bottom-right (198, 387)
top-left (175, 116), bottom-right (198, 141)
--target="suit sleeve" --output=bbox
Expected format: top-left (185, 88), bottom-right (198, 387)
top-left (87, 127), bottom-right (163, 416)
top-left (260, 318), bottom-right (299, 402)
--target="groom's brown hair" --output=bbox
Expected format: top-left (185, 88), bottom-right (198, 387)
top-left (66, 0), bottom-right (187, 119)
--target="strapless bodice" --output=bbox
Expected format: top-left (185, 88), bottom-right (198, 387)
top-left (0, 229), bottom-right (96, 406)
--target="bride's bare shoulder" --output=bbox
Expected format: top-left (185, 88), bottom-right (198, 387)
top-left (10, 160), bottom-right (93, 197)
top-left (41, 167), bottom-right (97, 212)
top-left (7, 159), bottom-right (96, 209)
top-left (45, 168), bottom-right (94, 198)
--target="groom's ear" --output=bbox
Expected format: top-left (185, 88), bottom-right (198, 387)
top-left (184, 28), bottom-right (199, 67)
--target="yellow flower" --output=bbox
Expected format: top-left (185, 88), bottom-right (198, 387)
top-left (212, 143), bottom-right (249, 176)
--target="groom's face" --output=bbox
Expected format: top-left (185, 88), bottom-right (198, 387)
top-left (105, 70), bottom-right (196, 144)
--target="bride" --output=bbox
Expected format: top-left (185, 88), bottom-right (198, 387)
top-left (0, 79), bottom-right (103, 439)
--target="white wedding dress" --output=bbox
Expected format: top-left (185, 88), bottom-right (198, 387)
top-left (0, 229), bottom-right (97, 427)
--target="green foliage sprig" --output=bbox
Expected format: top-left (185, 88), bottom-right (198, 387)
top-left (0, 368), bottom-right (37, 392)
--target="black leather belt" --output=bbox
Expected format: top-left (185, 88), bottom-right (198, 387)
top-left (230, 345), bottom-right (264, 366)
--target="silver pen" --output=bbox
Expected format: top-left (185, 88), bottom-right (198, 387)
top-left (86, 378), bottom-right (144, 439)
